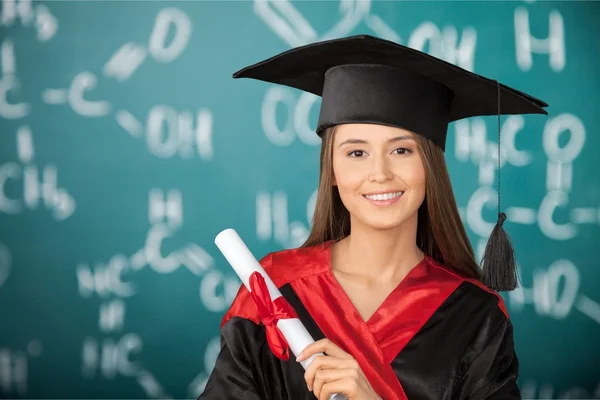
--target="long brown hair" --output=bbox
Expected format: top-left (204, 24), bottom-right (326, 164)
top-left (301, 125), bottom-right (481, 280)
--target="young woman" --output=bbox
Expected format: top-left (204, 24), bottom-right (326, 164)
top-left (200, 35), bottom-right (547, 400)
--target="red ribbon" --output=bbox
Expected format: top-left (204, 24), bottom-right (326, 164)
top-left (249, 271), bottom-right (299, 360)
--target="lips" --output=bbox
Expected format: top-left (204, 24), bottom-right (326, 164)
top-left (363, 191), bottom-right (404, 201)
top-left (362, 191), bottom-right (404, 206)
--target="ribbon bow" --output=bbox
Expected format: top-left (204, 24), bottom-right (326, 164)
top-left (249, 271), bottom-right (299, 360)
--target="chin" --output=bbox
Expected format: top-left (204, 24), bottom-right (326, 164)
top-left (354, 211), bottom-right (417, 232)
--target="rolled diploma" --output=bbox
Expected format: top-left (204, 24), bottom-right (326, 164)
top-left (215, 228), bottom-right (347, 400)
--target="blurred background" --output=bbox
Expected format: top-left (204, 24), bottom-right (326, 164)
top-left (0, 0), bottom-right (599, 399)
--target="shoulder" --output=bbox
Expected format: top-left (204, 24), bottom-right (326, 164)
top-left (420, 257), bottom-right (514, 361)
top-left (425, 256), bottom-right (510, 321)
top-left (220, 242), bottom-right (332, 328)
top-left (264, 241), bottom-right (332, 284)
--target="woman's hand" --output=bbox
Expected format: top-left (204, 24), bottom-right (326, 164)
top-left (296, 338), bottom-right (382, 400)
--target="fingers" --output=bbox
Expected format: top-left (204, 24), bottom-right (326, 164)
top-left (296, 338), bottom-right (351, 362)
top-left (312, 369), bottom-right (359, 399)
top-left (304, 355), bottom-right (360, 391)
top-left (318, 377), bottom-right (357, 400)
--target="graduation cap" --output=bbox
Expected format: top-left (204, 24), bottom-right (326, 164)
top-left (233, 34), bottom-right (549, 292)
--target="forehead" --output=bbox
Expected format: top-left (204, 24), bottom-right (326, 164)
top-left (333, 123), bottom-right (415, 141)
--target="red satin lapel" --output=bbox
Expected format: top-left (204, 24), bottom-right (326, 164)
top-left (368, 257), bottom-right (463, 363)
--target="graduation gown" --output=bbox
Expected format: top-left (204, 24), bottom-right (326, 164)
top-left (199, 241), bottom-right (520, 400)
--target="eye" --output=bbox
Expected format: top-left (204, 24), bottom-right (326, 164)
top-left (393, 147), bottom-right (412, 155)
top-left (347, 150), bottom-right (366, 158)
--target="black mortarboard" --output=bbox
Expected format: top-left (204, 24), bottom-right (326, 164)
top-left (233, 34), bottom-right (549, 291)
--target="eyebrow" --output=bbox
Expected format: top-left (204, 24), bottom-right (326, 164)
top-left (337, 135), bottom-right (414, 148)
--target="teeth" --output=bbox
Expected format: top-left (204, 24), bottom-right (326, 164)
top-left (364, 191), bottom-right (403, 201)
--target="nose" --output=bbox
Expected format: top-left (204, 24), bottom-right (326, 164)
top-left (368, 154), bottom-right (393, 183)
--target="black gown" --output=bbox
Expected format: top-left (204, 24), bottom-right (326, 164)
top-left (199, 241), bottom-right (520, 400)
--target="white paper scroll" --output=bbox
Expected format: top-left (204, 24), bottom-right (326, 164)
top-left (215, 228), bottom-right (347, 400)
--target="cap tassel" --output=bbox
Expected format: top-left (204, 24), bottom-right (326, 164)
top-left (481, 212), bottom-right (517, 291)
top-left (481, 82), bottom-right (518, 292)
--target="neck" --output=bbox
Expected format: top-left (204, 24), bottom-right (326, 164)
top-left (335, 215), bottom-right (424, 282)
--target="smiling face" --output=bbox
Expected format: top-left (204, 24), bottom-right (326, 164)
top-left (331, 123), bottom-right (427, 232)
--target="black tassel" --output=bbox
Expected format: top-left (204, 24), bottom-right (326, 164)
top-left (481, 81), bottom-right (519, 292)
top-left (481, 212), bottom-right (517, 291)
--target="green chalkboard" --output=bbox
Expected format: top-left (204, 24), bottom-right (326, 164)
top-left (0, 0), bottom-right (599, 398)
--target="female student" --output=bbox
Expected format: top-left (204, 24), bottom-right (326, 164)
top-left (200, 34), bottom-right (548, 400)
